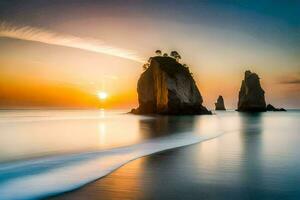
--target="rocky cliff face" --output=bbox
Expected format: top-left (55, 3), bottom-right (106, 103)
top-left (131, 56), bottom-right (211, 115)
top-left (237, 70), bottom-right (266, 112)
top-left (215, 95), bottom-right (226, 110)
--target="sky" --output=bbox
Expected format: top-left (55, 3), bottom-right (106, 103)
top-left (0, 0), bottom-right (299, 109)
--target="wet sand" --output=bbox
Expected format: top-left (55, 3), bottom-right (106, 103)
top-left (48, 117), bottom-right (300, 200)
top-left (48, 146), bottom-right (197, 200)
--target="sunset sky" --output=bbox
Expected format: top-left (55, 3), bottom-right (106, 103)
top-left (0, 0), bottom-right (299, 109)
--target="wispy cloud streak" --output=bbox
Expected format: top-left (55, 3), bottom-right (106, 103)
top-left (279, 79), bottom-right (300, 84)
top-left (278, 72), bottom-right (300, 85)
top-left (0, 22), bottom-right (145, 63)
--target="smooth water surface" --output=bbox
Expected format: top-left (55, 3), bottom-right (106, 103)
top-left (0, 110), bottom-right (299, 200)
top-left (0, 109), bottom-right (221, 199)
top-left (0, 109), bottom-right (217, 162)
top-left (51, 110), bottom-right (300, 200)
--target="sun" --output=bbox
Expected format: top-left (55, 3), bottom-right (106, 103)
top-left (97, 91), bottom-right (108, 100)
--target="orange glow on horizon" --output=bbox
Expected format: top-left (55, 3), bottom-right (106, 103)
top-left (0, 69), bottom-right (296, 110)
top-left (0, 73), bottom-right (138, 109)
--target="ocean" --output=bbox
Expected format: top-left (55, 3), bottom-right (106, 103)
top-left (0, 110), bottom-right (299, 200)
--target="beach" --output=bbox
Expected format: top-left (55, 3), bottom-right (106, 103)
top-left (49, 111), bottom-right (300, 200)
top-left (1, 1), bottom-right (299, 199)
top-left (1, 110), bottom-right (299, 200)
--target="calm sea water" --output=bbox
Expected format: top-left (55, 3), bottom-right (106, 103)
top-left (0, 110), bottom-right (299, 199)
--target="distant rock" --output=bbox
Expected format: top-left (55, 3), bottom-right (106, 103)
top-left (215, 95), bottom-right (226, 110)
top-left (237, 70), bottom-right (267, 112)
top-left (131, 56), bottom-right (211, 115)
top-left (266, 104), bottom-right (286, 112)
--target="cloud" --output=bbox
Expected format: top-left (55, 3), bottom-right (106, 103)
top-left (0, 21), bottom-right (145, 63)
top-left (278, 72), bottom-right (300, 84)
top-left (279, 79), bottom-right (300, 84)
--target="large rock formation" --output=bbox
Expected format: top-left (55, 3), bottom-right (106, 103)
top-left (215, 95), bottom-right (226, 110)
top-left (237, 70), bottom-right (266, 112)
top-left (131, 56), bottom-right (211, 115)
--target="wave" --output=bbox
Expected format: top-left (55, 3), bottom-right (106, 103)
top-left (0, 131), bottom-right (222, 200)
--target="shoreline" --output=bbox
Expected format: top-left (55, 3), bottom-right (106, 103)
top-left (0, 131), bottom-right (223, 200)
top-left (46, 133), bottom-right (223, 199)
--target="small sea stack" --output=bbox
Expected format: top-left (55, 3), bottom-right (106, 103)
top-left (131, 54), bottom-right (211, 115)
top-left (215, 95), bottom-right (226, 110)
top-left (237, 70), bottom-right (266, 112)
top-left (266, 104), bottom-right (286, 112)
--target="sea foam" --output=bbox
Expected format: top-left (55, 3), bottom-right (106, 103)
top-left (0, 131), bottom-right (222, 200)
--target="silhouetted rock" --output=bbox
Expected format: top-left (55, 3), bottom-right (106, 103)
top-left (131, 56), bottom-right (211, 115)
top-left (237, 70), bottom-right (266, 112)
top-left (215, 95), bottom-right (226, 110)
top-left (266, 104), bottom-right (286, 111)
